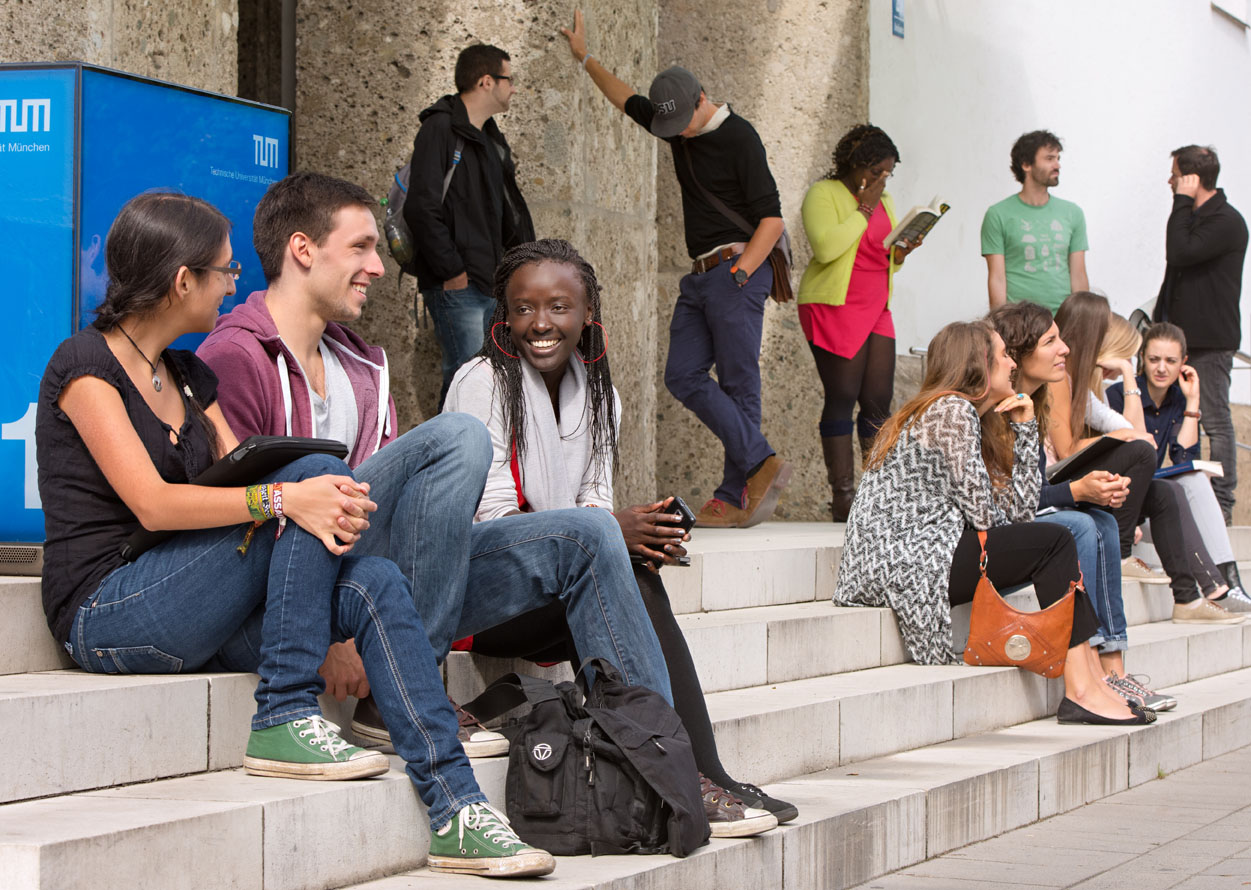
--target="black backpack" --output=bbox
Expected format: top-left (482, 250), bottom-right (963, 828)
top-left (464, 658), bottom-right (710, 857)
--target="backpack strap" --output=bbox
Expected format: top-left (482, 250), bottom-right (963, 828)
top-left (462, 671), bottom-right (560, 724)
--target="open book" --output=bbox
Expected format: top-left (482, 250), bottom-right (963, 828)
top-left (883, 196), bottom-right (950, 250)
top-left (1154, 460), bottom-right (1225, 479)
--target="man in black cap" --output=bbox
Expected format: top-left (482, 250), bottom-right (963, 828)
top-left (560, 11), bottom-right (790, 528)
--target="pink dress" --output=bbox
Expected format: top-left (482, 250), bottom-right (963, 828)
top-left (798, 202), bottom-right (895, 359)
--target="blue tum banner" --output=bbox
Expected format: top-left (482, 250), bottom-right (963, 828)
top-left (78, 68), bottom-right (288, 337)
top-left (0, 63), bottom-right (289, 544)
top-left (0, 67), bottom-right (76, 542)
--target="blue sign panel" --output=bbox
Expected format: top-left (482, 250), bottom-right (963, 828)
top-left (0, 63), bottom-right (289, 544)
top-left (892, 0), bottom-right (905, 38)
top-left (78, 68), bottom-right (288, 339)
top-left (0, 67), bottom-right (76, 541)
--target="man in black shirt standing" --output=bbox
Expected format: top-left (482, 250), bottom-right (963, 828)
top-left (404, 44), bottom-right (535, 408)
top-left (1153, 145), bottom-right (1248, 522)
top-left (560, 11), bottom-right (791, 528)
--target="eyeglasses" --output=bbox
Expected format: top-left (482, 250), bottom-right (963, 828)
top-left (197, 261), bottom-right (242, 280)
top-left (492, 74), bottom-right (514, 84)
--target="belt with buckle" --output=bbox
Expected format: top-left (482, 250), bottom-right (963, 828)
top-left (691, 243), bottom-right (747, 275)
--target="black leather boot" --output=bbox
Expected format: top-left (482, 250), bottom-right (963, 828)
top-left (821, 435), bottom-right (855, 522)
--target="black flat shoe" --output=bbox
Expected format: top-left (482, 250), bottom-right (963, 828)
top-left (1057, 697), bottom-right (1156, 725)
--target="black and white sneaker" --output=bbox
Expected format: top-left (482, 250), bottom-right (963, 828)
top-left (721, 779), bottom-right (799, 824)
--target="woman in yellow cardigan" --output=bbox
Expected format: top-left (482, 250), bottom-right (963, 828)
top-left (799, 124), bottom-right (924, 520)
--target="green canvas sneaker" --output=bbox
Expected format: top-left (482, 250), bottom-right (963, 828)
top-left (427, 803), bottom-right (555, 878)
top-left (244, 715), bottom-right (389, 781)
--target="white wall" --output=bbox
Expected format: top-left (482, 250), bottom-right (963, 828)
top-left (868, 0), bottom-right (1251, 400)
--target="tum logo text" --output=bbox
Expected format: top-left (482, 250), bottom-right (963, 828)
top-left (0, 99), bottom-right (51, 132)
top-left (253, 134), bottom-right (279, 168)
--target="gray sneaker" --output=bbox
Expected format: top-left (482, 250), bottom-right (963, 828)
top-left (1215, 587), bottom-right (1251, 612)
top-left (1107, 672), bottom-right (1177, 712)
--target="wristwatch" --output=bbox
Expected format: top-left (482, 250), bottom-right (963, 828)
top-left (731, 266), bottom-right (749, 287)
top-left (1124, 388), bottom-right (1142, 397)
top-left (1184, 410), bottom-right (1202, 420)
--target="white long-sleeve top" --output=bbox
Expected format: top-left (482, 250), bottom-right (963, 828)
top-left (443, 356), bottom-right (620, 521)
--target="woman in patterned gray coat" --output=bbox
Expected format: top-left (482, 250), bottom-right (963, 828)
top-left (834, 321), bottom-right (1153, 725)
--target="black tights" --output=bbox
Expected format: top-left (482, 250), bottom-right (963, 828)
top-left (468, 563), bottom-right (736, 788)
top-left (1083, 439), bottom-right (1208, 603)
top-left (809, 333), bottom-right (895, 439)
top-left (948, 523), bottom-right (1100, 648)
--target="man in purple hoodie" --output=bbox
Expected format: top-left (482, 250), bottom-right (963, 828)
top-left (199, 172), bottom-right (672, 744)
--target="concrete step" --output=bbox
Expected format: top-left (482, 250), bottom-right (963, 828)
top-left (0, 578), bottom-right (72, 676)
top-left (7, 665), bottom-right (1248, 890)
top-left (7, 616), bottom-right (1247, 806)
top-left (340, 666), bottom-right (1251, 890)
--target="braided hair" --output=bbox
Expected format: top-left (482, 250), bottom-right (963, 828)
top-left (827, 124), bottom-right (901, 181)
top-left (478, 239), bottom-right (618, 485)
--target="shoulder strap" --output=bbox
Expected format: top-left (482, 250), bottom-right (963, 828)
top-left (679, 142), bottom-right (754, 238)
top-left (462, 670), bottom-right (560, 724)
top-left (441, 136), bottom-right (466, 201)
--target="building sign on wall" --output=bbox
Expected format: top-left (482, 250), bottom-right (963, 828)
top-left (892, 0), bottom-right (905, 38)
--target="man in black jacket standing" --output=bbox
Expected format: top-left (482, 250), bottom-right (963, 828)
top-left (1154, 145), bottom-right (1248, 522)
top-left (404, 44), bottom-right (535, 407)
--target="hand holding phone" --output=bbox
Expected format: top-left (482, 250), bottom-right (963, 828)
top-left (617, 495), bottom-right (695, 571)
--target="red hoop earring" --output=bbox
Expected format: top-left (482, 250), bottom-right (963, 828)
top-left (490, 322), bottom-right (519, 359)
top-left (580, 321), bottom-right (607, 364)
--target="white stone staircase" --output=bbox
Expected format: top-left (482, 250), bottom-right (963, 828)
top-left (3, 525), bottom-right (1251, 889)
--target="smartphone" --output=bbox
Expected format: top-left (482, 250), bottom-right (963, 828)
top-left (659, 495), bottom-right (697, 535)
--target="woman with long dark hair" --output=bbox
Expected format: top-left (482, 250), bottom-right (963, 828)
top-left (35, 192), bottom-right (554, 878)
top-left (797, 124), bottom-right (925, 519)
top-left (1052, 293), bottom-right (1240, 625)
top-left (992, 301), bottom-right (1175, 711)
top-left (833, 320), bottom-right (1152, 724)
top-left (444, 238), bottom-right (796, 832)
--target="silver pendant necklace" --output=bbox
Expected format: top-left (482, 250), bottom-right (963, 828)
top-left (118, 325), bottom-right (163, 392)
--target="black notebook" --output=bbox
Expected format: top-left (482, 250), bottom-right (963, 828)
top-left (119, 435), bottom-right (349, 562)
top-left (1045, 436), bottom-right (1122, 484)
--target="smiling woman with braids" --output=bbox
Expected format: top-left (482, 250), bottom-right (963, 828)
top-left (798, 124), bottom-right (925, 520)
top-left (444, 238), bottom-right (796, 833)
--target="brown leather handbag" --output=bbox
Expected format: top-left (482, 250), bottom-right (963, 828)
top-left (962, 531), bottom-right (1077, 678)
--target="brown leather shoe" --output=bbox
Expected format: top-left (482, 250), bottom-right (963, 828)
top-left (741, 455), bottom-right (793, 527)
top-left (695, 498), bottom-right (750, 528)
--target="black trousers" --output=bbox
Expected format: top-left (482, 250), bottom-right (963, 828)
top-left (468, 563), bottom-right (738, 788)
top-left (1089, 438), bottom-right (1204, 602)
top-left (948, 523), bottom-right (1100, 649)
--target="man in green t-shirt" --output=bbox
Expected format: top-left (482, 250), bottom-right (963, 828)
top-left (981, 130), bottom-right (1089, 312)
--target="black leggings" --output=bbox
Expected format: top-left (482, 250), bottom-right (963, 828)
top-left (948, 523), bottom-right (1100, 649)
top-left (809, 333), bottom-right (895, 439)
top-left (1084, 439), bottom-right (1209, 603)
top-left (468, 563), bottom-right (737, 788)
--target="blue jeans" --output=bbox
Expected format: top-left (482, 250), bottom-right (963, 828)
top-left (664, 257), bottom-right (775, 506)
top-left (69, 454), bottom-right (485, 828)
top-left (354, 413), bottom-right (673, 703)
top-left (1037, 508), bottom-right (1126, 652)
top-left (421, 283), bottom-right (495, 408)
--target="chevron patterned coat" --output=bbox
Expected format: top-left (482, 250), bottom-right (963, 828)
top-left (833, 395), bottom-right (1041, 664)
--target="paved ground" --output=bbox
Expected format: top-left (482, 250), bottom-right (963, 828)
top-left (852, 743), bottom-right (1251, 890)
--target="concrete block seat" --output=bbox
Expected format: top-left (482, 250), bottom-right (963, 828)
top-left (3, 524), bottom-right (1251, 889)
top-left (6, 616), bottom-right (1251, 808)
top-left (5, 668), bottom-right (1250, 890)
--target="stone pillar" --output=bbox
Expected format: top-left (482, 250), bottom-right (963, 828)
top-left (654, 0), bottom-right (869, 519)
top-left (0, 0), bottom-right (237, 96)
top-left (294, 0), bottom-right (661, 505)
